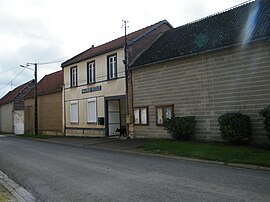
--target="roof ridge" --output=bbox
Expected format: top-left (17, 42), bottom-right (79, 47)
top-left (10, 80), bottom-right (33, 95)
top-left (43, 69), bottom-right (62, 77)
top-left (130, 0), bottom-right (269, 68)
top-left (180, 0), bottom-right (254, 28)
top-left (38, 70), bottom-right (63, 85)
top-left (0, 80), bottom-right (34, 105)
top-left (62, 20), bottom-right (170, 67)
top-left (128, 20), bottom-right (173, 45)
top-left (94, 20), bottom-right (169, 48)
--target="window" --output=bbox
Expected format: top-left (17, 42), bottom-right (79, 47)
top-left (70, 101), bottom-right (78, 123)
top-left (156, 105), bottom-right (173, 125)
top-left (134, 107), bottom-right (148, 125)
top-left (87, 61), bottom-right (95, 84)
top-left (107, 54), bottom-right (117, 79)
top-left (70, 67), bottom-right (78, 87)
top-left (87, 98), bottom-right (97, 123)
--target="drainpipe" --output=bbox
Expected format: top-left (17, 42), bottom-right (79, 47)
top-left (63, 84), bottom-right (66, 136)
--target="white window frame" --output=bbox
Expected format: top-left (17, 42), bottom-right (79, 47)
top-left (87, 61), bottom-right (95, 84)
top-left (71, 67), bottom-right (77, 87)
top-left (70, 100), bottom-right (79, 123)
top-left (108, 55), bottom-right (117, 79)
top-left (156, 105), bottom-right (174, 126)
top-left (133, 106), bottom-right (148, 125)
top-left (87, 98), bottom-right (97, 123)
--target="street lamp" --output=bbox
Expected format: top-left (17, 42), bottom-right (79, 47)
top-left (20, 63), bottom-right (38, 135)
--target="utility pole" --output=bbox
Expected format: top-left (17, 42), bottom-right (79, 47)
top-left (34, 63), bottom-right (38, 135)
top-left (123, 20), bottom-right (129, 138)
top-left (20, 63), bottom-right (38, 135)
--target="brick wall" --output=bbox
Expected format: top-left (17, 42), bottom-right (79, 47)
top-left (132, 40), bottom-right (270, 142)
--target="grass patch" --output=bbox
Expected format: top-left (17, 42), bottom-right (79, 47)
top-left (0, 185), bottom-right (11, 202)
top-left (137, 140), bottom-right (270, 167)
top-left (17, 134), bottom-right (59, 139)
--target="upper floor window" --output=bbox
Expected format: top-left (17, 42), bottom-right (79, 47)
top-left (70, 67), bottom-right (78, 87)
top-left (87, 61), bottom-right (95, 84)
top-left (107, 54), bottom-right (117, 80)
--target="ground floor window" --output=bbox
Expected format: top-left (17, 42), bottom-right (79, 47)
top-left (156, 105), bottom-right (173, 125)
top-left (87, 98), bottom-right (97, 123)
top-left (70, 100), bottom-right (79, 123)
top-left (134, 106), bottom-right (148, 125)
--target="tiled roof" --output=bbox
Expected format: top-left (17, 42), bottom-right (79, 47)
top-left (0, 80), bottom-right (34, 106)
top-left (25, 70), bottom-right (63, 99)
top-left (131, 0), bottom-right (270, 68)
top-left (61, 20), bottom-right (172, 67)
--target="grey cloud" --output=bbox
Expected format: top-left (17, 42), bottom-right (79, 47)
top-left (0, 17), bottom-right (64, 98)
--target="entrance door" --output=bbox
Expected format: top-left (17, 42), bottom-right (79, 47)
top-left (14, 112), bottom-right (24, 134)
top-left (108, 100), bottom-right (120, 136)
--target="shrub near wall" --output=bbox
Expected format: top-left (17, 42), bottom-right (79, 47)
top-left (164, 116), bottom-right (196, 140)
top-left (260, 105), bottom-right (270, 138)
top-left (218, 113), bottom-right (251, 144)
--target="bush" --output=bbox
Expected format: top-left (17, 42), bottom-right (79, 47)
top-left (260, 105), bottom-right (270, 138)
top-left (164, 116), bottom-right (196, 140)
top-left (218, 112), bottom-right (251, 144)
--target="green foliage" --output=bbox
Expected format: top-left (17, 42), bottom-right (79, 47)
top-left (218, 113), bottom-right (251, 144)
top-left (164, 116), bottom-right (196, 140)
top-left (138, 140), bottom-right (270, 167)
top-left (0, 185), bottom-right (11, 202)
top-left (260, 105), bottom-right (270, 138)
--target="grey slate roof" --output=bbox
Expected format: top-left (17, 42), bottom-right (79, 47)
top-left (131, 0), bottom-right (270, 68)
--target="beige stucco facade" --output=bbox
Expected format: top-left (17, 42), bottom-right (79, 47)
top-left (64, 49), bottom-right (126, 136)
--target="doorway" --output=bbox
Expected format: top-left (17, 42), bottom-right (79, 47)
top-left (105, 96), bottom-right (126, 136)
top-left (14, 111), bottom-right (24, 134)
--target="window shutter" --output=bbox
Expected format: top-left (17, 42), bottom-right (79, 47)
top-left (70, 101), bottom-right (78, 123)
top-left (87, 98), bottom-right (97, 122)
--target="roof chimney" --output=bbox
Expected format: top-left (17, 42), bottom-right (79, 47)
top-left (91, 45), bottom-right (94, 48)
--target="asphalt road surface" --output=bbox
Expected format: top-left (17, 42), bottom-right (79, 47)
top-left (0, 136), bottom-right (269, 202)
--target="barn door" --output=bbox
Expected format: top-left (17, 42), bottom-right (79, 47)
top-left (14, 112), bottom-right (24, 134)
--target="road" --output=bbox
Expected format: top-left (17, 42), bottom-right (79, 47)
top-left (0, 136), bottom-right (269, 202)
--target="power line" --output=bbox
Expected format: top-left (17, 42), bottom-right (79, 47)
top-left (0, 68), bottom-right (26, 92)
top-left (38, 57), bottom-right (70, 66)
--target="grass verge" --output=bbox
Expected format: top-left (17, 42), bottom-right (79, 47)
top-left (17, 134), bottom-right (58, 139)
top-left (137, 140), bottom-right (270, 167)
top-left (0, 185), bottom-right (11, 202)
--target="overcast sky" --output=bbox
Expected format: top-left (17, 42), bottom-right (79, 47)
top-left (0, 0), bottom-right (249, 98)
